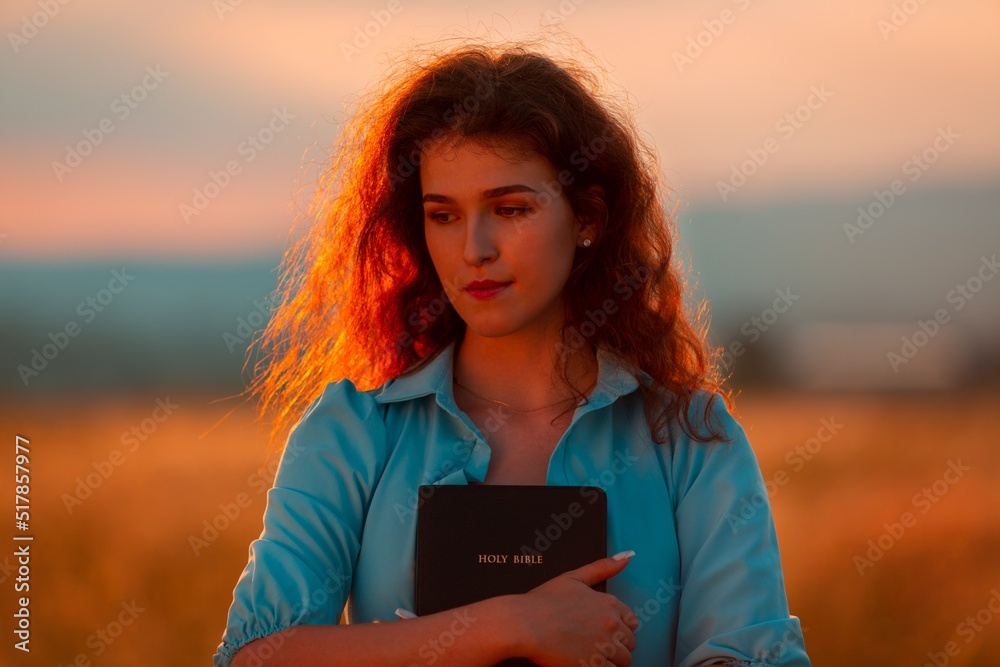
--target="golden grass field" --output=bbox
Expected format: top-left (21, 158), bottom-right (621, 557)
top-left (1, 388), bottom-right (998, 666)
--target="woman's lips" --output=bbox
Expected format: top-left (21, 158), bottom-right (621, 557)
top-left (465, 282), bottom-right (512, 300)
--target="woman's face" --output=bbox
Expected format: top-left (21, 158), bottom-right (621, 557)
top-left (420, 137), bottom-right (590, 342)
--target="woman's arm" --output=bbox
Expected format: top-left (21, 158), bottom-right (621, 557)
top-left (231, 595), bottom-right (522, 667)
top-left (231, 553), bottom-right (640, 667)
top-left (668, 393), bottom-right (811, 666)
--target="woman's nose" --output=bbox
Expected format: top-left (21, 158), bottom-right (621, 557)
top-left (463, 212), bottom-right (498, 265)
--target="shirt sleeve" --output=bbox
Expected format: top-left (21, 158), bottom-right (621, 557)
top-left (670, 392), bottom-right (811, 667)
top-left (213, 379), bottom-right (389, 667)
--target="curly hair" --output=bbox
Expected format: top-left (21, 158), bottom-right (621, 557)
top-left (246, 32), bottom-right (730, 452)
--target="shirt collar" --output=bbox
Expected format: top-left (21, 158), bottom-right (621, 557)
top-left (371, 339), bottom-right (647, 411)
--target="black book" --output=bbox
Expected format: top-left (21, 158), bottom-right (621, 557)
top-left (415, 484), bottom-right (608, 666)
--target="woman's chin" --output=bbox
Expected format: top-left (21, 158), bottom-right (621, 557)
top-left (459, 322), bottom-right (519, 339)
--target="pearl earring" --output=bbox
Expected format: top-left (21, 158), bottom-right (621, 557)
top-left (582, 238), bottom-right (592, 247)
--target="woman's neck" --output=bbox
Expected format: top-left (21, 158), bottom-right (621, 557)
top-left (453, 329), bottom-right (599, 411)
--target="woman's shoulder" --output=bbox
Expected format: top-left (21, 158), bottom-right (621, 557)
top-left (657, 388), bottom-right (764, 499)
top-left (624, 367), bottom-right (741, 442)
top-left (273, 377), bottom-right (394, 485)
top-left (305, 376), bottom-right (381, 414)
top-left (286, 377), bottom-right (388, 445)
top-left (678, 388), bottom-right (743, 442)
top-left (602, 349), bottom-right (728, 422)
top-left (293, 344), bottom-right (455, 436)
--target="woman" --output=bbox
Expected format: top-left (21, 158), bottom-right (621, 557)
top-left (214, 35), bottom-right (811, 667)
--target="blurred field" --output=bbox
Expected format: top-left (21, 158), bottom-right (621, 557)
top-left (1, 389), bottom-right (998, 666)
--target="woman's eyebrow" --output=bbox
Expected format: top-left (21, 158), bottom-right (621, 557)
top-left (421, 184), bottom-right (539, 204)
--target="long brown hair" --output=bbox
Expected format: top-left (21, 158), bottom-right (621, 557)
top-left (247, 34), bottom-right (730, 451)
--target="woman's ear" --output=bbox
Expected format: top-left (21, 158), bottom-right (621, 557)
top-left (576, 184), bottom-right (607, 241)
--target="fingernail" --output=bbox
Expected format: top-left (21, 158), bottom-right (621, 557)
top-left (395, 608), bottom-right (418, 619)
top-left (612, 550), bottom-right (635, 561)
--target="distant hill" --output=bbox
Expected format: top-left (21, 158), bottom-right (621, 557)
top-left (2, 182), bottom-right (998, 394)
top-left (1, 258), bottom-right (281, 394)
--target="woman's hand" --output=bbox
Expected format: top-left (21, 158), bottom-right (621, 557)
top-left (511, 552), bottom-right (640, 667)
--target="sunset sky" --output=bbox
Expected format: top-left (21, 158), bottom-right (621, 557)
top-left (1, 0), bottom-right (998, 258)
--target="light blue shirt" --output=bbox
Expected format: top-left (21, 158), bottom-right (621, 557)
top-left (214, 341), bottom-right (811, 666)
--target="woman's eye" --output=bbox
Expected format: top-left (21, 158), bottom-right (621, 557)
top-left (427, 211), bottom-right (455, 223)
top-left (496, 206), bottom-right (531, 218)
